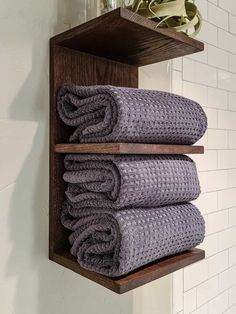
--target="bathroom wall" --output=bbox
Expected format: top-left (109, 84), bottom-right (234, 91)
top-left (171, 1), bottom-right (236, 313)
top-left (2, 0), bottom-right (236, 313)
top-left (0, 0), bottom-right (172, 313)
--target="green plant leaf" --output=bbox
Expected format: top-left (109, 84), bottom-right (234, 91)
top-left (127, 0), bottom-right (202, 37)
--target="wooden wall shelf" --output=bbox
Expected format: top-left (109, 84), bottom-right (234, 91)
top-left (50, 8), bottom-right (205, 294)
top-left (55, 143), bottom-right (204, 155)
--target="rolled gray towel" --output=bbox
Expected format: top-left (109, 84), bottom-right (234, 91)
top-left (57, 85), bottom-right (207, 144)
top-left (63, 154), bottom-right (201, 210)
top-left (62, 202), bottom-right (205, 277)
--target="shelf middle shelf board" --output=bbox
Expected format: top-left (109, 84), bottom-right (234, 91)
top-left (55, 143), bottom-right (204, 155)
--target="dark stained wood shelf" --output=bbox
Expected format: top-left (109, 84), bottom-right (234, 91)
top-left (52, 248), bottom-right (205, 294)
top-left (50, 7), bottom-right (205, 294)
top-left (55, 143), bottom-right (204, 154)
top-left (51, 8), bottom-right (204, 67)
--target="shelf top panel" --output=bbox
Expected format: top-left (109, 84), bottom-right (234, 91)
top-left (53, 249), bottom-right (205, 294)
top-left (54, 143), bottom-right (204, 155)
top-left (51, 8), bottom-right (204, 67)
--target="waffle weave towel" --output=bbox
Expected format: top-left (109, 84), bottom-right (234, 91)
top-left (62, 202), bottom-right (205, 277)
top-left (63, 154), bottom-right (201, 210)
top-left (57, 85), bottom-right (207, 144)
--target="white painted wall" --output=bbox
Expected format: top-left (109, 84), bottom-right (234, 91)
top-left (171, 1), bottom-right (236, 313)
top-left (0, 0), bottom-right (171, 313)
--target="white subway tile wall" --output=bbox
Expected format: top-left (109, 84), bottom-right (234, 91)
top-left (196, 276), bottom-right (218, 307)
top-left (230, 15), bottom-right (236, 35)
top-left (184, 288), bottom-right (197, 313)
top-left (171, 1), bottom-right (236, 313)
top-left (229, 285), bottom-right (236, 306)
top-left (229, 246), bottom-right (236, 266)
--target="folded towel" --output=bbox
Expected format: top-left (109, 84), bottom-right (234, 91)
top-left (57, 85), bottom-right (207, 144)
top-left (62, 202), bottom-right (205, 277)
top-left (63, 154), bottom-right (200, 210)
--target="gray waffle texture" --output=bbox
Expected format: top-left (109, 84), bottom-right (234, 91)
top-left (57, 85), bottom-right (207, 144)
top-left (61, 202), bottom-right (205, 277)
top-left (63, 154), bottom-right (201, 210)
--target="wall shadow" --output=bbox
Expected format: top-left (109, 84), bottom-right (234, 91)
top-left (6, 0), bottom-right (133, 313)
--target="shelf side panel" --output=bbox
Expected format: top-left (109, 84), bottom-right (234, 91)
top-left (49, 45), bottom-right (138, 257)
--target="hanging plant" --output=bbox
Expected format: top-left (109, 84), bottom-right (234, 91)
top-left (127, 0), bottom-right (202, 37)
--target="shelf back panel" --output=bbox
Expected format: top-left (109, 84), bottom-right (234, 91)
top-left (49, 45), bottom-right (138, 257)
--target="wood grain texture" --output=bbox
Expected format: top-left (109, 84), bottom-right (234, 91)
top-left (52, 249), bottom-right (205, 294)
top-left (49, 45), bottom-right (138, 258)
top-left (51, 8), bottom-right (204, 66)
top-left (54, 143), bottom-right (204, 154)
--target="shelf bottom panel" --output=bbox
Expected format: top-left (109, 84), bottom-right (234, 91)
top-left (52, 248), bottom-right (205, 294)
